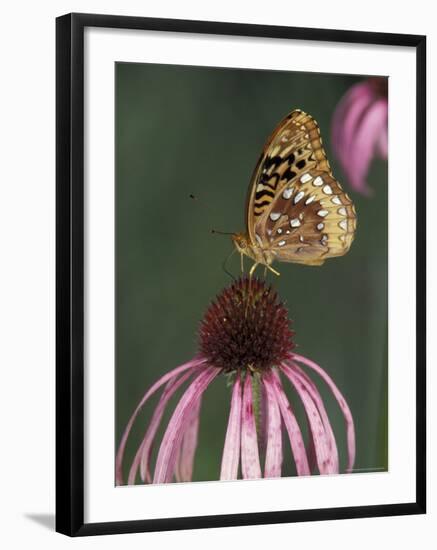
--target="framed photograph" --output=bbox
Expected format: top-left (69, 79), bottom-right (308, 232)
top-left (56, 13), bottom-right (426, 536)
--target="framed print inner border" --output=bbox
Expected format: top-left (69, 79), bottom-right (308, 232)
top-left (56, 12), bottom-right (426, 537)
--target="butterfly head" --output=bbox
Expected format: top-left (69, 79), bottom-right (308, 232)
top-left (231, 232), bottom-right (251, 256)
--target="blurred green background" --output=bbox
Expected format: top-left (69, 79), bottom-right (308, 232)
top-left (115, 63), bottom-right (388, 483)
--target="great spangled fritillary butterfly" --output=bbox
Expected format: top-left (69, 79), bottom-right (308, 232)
top-left (232, 109), bottom-right (357, 276)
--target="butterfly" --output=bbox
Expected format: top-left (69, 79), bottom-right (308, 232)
top-left (232, 109), bottom-right (357, 276)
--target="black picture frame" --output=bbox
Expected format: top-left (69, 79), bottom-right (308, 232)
top-left (56, 12), bottom-right (426, 537)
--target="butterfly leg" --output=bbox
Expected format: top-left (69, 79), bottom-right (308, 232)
top-left (240, 252), bottom-right (244, 273)
top-left (245, 262), bottom-right (258, 317)
top-left (249, 262), bottom-right (259, 279)
top-left (266, 264), bottom-right (280, 277)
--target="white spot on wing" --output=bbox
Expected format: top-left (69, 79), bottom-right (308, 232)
top-left (317, 210), bottom-right (329, 217)
top-left (294, 191), bottom-right (305, 204)
top-left (278, 240), bottom-right (286, 247)
top-left (313, 176), bottom-right (323, 186)
top-left (290, 218), bottom-right (301, 228)
top-left (323, 185), bottom-right (333, 195)
top-left (282, 187), bottom-right (293, 199)
top-left (269, 212), bottom-right (281, 221)
top-left (338, 207), bottom-right (347, 216)
top-left (305, 195), bottom-right (315, 205)
top-left (300, 173), bottom-right (312, 184)
top-left (317, 223), bottom-right (324, 231)
top-left (339, 220), bottom-right (348, 230)
top-left (277, 228), bottom-right (283, 234)
top-left (331, 196), bottom-right (342, 205)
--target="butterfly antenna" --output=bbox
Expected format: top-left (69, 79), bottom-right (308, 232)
top-left (211, 229), bottom-right (234, 236)
top-left (190, 195), bottom-right (237, 279)
top-left (190, 196), bottom-right (235, 236)
top-left (189, 193), bottom-right (216, 222)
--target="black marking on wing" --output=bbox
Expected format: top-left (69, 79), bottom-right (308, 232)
top-left (254, 199), bottom-right (271, 216)
top-left (255, 189), bottom-right (275, 201)
top-left (263, 155), bottom-right (283, 171)
top-left (282, 167), bottom-right (297, 181)
top-left (260, 173), bottom-right (280, 189)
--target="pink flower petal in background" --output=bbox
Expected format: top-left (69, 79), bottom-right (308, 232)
top-left (347, 99), bottom-right (388, 194)
top-left (332, 78), bottom-right (388, 195)
top-left (376, 122), bottom-right (388, 158)
top-left (333, 82), bottom-right (374, 168)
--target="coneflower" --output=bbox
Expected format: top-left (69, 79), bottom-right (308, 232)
top-left (116, 277), bottom-right (355, 484)
top-left (332, 77), bottom-right (388, 195)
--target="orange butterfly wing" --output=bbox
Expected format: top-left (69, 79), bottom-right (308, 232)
top-left (246, 110), bottom-right (356, 266)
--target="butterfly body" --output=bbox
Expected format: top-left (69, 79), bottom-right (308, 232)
top-left (233, 109), bottom-right (356, 274)
top-left (232, 232), bottom-right (277, 267)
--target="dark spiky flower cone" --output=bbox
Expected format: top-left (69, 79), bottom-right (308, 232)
top-left (199, 277), bottom-right (294, 373)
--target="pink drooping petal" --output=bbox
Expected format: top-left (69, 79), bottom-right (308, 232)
top-left (115, 357), bottom-right (207, 485)
top-left (337, 88), bottom-right (373, 166)
top-left (305, 421), bottom-right (317, 474)
top-left (376, 120), bottom-right (388, 159)
top-left (259, 381), bottom-right (269, 459)
top-left (176, 396), bottom-right (202, 482)
top-left (332, 82), bottom-right (374, 172)
top-left (174, 440), bottom-right (182, 483)
top-left (270, 370), bottom-right (310, 476)
top-left (281, 364), bottom-right (338, 475)
top-left (153, 367), bottom-right (220, 484)
top-left (262, 375), bottom-right (283, 478)
top-left (128, 371), bottom-right (193, 485)
top-left (281, 373), bottom-right (316, 473)
top-left (332, 81), bottom-right (373, 158)
top-left (347, 98), bottom-right (388, 193)
top-left (241, 374), bottom-right (262, 479)
top-left (285, 363), bottom-right (339, 470)
top-left (292, 353), bottom-right (356, 472)
top-left (141, 373), bottom-right (194, 483)
top-left (220, 374), bottom-right (242, 480)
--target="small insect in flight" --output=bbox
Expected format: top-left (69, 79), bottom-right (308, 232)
top-left (231, 109), bottom-right (357, 277)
